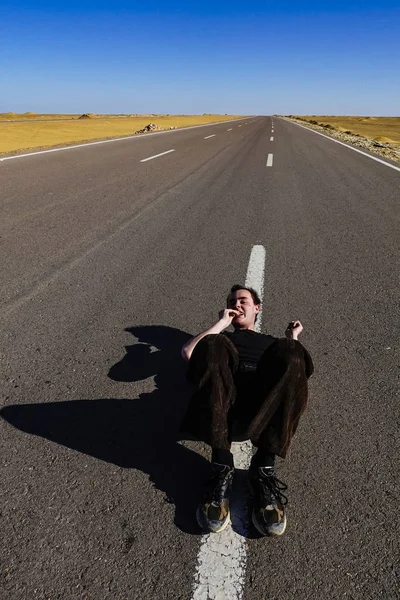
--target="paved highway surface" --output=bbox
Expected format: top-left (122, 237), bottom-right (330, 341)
top-left (1, 117), bottom-right (399, 600)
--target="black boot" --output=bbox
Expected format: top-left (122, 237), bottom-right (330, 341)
top-left (196, 463), bottom-right (235, 533)
top-left (249, 464), bottom-right (288, 536)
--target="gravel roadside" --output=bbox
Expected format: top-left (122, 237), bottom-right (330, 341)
top-left (283, 116), bottom-right (400, 165)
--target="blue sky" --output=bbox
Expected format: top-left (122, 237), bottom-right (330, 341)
top-left (1, 1), bottom-right (399, 115)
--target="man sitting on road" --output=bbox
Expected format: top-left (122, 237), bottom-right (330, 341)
top-left (180, 285), bottom-right (314, 536)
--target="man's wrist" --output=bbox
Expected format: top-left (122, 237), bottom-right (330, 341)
top-left (213, 320), bottom-right (227, 334)
top-left (286, 332), bottom-right (298, 341)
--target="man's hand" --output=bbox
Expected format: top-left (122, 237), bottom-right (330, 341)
top-left (285, 320), bottom-right (303, 340)
top-left (218, 308), bottom-right (241, 329)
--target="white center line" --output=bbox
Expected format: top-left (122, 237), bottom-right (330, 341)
top-left (238, 125), bottom-right (242, 127)
top-left (266, 153), bottom-right (273, 167)
top-left (270, 136), bottom-right (274, 142)
top-left (139, 149), bottom-right (175, 162)
top-left (0, 117), bottom-right (250, 162)
top-left (191, 245), bottom-right (266, 600)
top-left (245, 245), bottom-right (266, 329)
top-left (227, 128), bottom-right (233, 131)
top-left (204, 134), bottom-right (216, 139)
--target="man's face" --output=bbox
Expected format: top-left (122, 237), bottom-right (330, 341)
top-left (227, 289), bottom-right (260, 330)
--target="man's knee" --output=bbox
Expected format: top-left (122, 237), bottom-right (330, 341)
top-left (275, 338), bottom-right (302, 362)
top-left (194, 333), bottom-right (237, 359)
top-left (187, 334), bottom-right (239, 383)
top-left (259, 338), bottom-right (309, 374)
top-left (281, 339), bottom-right (314, 378)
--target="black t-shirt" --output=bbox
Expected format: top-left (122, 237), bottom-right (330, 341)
top-left (223, 329), bottom-right (277, 365)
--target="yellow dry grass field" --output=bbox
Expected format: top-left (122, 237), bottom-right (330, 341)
top-left (0, 114), bottom-right (244, 154)
top-left (299, 116), bottom-right (400, 146)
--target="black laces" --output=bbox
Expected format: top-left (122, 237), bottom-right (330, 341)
top-left (258, 468), bottom-right (288, 506)
top-left (207, 465), bottom-right (234, 505)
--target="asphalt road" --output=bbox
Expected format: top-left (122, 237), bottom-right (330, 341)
top-left (1, 116), bottom-right (399, 600)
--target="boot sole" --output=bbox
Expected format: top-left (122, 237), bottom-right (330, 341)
top-left (196, 507), bottom-right (231, 533)
top-left (248, 479), bottom-right (287, 537)
top-left (251, 510), bottom-right (287, 537)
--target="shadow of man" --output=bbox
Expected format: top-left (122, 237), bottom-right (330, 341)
top-left (1, 325), bottom-right (210, 534)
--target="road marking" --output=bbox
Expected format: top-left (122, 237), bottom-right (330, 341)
top-left (191, 244), bottom-right (266, 600)
top-left (282, 118), bottom-right (400, 173)
top-left (204, 134), bottom-right (216, 139)
top-left (270, 136), bottom-right (274, 141)
top-left (238, 125), bottom-right (242, 127)
top-left (227, 128), bottom-right (233, 131)
top-left (266, 153), bottom-right (273, 167)
top-left (245, 245), bottom-right (266, 328)
top-left (139, 149), bottom-right (175, 162)
top-left (0, 117), bottom-right (250, 162)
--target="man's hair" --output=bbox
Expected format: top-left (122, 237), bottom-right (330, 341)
top-left (226, 284), bottom-right (261, 321)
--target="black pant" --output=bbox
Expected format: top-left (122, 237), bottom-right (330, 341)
top-left (180, 334), bottom-right (314, 459)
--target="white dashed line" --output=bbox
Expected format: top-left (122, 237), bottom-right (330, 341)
top-left (266, 153), bottom-right (273, 167)
top-left (270, 136), bottom-right (274, 142)
top-left (140, 149), bottom-right (175, 162)
top-left (238, 125), bottom-right (242, 127)
top-left (0, 117), bottom-right (250, 162)
top-left (227, 128), bottom-right (233, 131)
top-left (204, 134), bottom-right (216, 139)
top-left (191, 245), bottom-right (266, 600)
top-left (245, 246), bottom-right (266, 327)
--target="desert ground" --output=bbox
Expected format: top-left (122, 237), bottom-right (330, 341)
top-left (291, 115), bottom-right (400, 144)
